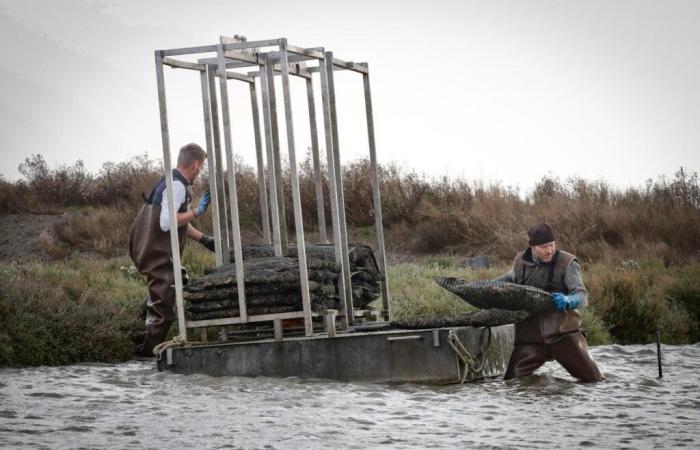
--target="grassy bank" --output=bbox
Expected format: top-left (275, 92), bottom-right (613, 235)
top-left (1, 247), bottom-right (698, 367)
top-left (1, 153), bottom-right (698, 366)
top-left (0, 248), bottom-right (214, 367)
top-left (384, 257), bottom-right (700, 346)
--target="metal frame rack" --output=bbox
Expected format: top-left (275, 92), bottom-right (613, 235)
top-left (154, 36), bottom-right (390, 342)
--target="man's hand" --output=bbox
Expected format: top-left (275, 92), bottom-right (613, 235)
top-left (199, 234), bottom-right (216, 252)
top-left (193, 190), bottom-right (211, 218)
top-left (552, 292), bottom-right (581, 311)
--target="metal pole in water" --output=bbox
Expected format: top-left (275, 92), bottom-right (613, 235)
top-left (656, 329), bottom-right (663, 378)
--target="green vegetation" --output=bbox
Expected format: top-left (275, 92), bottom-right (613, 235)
top-left (380, 260), bottom-right (492, 319)
top-left (2, 250), bottom-right (698, 366)
top-left (0, 257), bottom-right (144, 366)
top-left (383, 258), bottom-right (700, 346)
top-left (0, 248), bottom-right (214, 367)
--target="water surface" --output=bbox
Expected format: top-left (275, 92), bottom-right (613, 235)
top-left (1, 344), bottom-right (698, 449)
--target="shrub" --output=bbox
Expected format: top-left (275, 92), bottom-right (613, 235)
top-left (42, 207), bottom-right (133, 258)
top-left (579, 308), bottom-right (613, 346)
top-left (585, 261), bottom-right (699, 344)
top-left (5, 152), bottom-right (699, 265)
top-left (665, 265), bottom-right (700, 342)
top-left (0, 258), bottom-right (144, 366)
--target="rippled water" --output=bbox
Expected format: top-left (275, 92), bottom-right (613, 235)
top-left (1, 344), bottom-right (698, 449)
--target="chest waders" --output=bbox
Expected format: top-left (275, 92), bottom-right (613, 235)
top-left (129, 170), bottom-right (191, 356)
top-left (504, 249), bottom-right (604, 382)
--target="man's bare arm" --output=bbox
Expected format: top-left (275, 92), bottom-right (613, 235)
top-left (186, 223), bottom-right (203, 241)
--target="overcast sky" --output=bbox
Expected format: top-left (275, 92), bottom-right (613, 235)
top-left (1, 0), bottom-right (698, 191)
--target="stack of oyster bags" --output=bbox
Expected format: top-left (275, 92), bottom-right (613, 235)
top-left (184, 244), bottom-right (382, 321)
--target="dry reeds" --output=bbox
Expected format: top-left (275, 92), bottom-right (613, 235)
top-left (3, 153), bottom-right (699, 265)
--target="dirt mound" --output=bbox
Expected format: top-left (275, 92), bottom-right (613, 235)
top-left (0, 213), bottom-right (63, 262)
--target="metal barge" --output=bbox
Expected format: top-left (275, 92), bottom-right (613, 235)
top-left (158, 324), bottom-right (514, 384)
top-left (152, 36), bottom-right (513, 383)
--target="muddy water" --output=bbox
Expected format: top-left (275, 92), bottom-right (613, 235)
top-left (1, 344), bottom-right (698, 449)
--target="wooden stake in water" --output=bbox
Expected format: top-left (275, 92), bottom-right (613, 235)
top-left (656, 329), bottom-right (663, 378)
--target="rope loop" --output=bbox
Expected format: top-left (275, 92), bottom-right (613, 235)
top-left (447, 327), bottom-right (493, 384)
top-left (152, 334), bottom-right (187, 356)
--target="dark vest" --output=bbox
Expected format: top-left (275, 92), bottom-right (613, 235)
top-left (512, 248), bottom-right (582, 344)
top-left (128, 170), bottom-right (191, 275)
top-left (146, 169), bottom-right (192, 213)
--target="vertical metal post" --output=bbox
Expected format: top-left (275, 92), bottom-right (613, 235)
top-left (259, 65), bottom-right (283, 256)
top-left (200, 69), bottom-right (223, 266)
top-left (279, 39), bottom-right (313, 337)
top-left (306, 76), bottom-right (327, 243)
top-left (154, 51), bottom-right (187, 341)
top-left (362, 69), bottom-right (391, 319)
top-left (216, 44), bottom-right (247, 322)
top-left (265, 60), bottom-right (289, 254)
top-left (207, 65), bottom-right (230, 263)
top-left (324, 52), bottom-right (355, 325)
top-left (249, 81), bottom-right (271, 244)
top-left (656, 329), bottom-right (663, 378)
top-left (319, 58), bottom-right (349, 329)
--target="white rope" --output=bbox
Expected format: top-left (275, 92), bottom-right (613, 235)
top-left (152, 334), bottom-right (187, 356)
top-left (447, 327), bottom-right (492, 384)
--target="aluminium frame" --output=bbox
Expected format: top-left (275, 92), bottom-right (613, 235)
top-left (154, 36), bottom-right (390, 342)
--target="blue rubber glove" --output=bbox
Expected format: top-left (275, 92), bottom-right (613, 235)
top-left (552, 292), bottom-right (582, 311)
top-left (193, 190), bottom-right (210, 217)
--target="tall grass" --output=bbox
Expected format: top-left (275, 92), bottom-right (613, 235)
top-left (3, 153), bottom-right (698, 265)
top-left (384, 257), bottom-right (700, 346)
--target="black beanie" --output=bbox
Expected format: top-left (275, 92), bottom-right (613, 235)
top-left (528, 223), bottom-right (555, 246)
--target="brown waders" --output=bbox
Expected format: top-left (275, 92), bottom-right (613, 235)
top-left (129, 201), bottom-right (187, 357)
top-left (504, 249), bottom-right (604, 382)
top-left (505, 331), bottom-right (603, 382)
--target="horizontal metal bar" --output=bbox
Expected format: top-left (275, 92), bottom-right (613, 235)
top-left (215, 70), bottom-right (255, 83)
top-left (247, 63), bottom-right (312, 80)
top-left (386, 335), bottom-right (423, 342)
top-left (286, 45), bottom-right (325, 60)
top-left (306, 62), bottom-right (368, 74)
top-left (222, 50), bottom-right (260, 65)
top-left (198, 57), bottom-right (257, 70)
top-left (221, 39), bottom-right (281, 51)
top-left (333, 58), bottom-right (368, 74)
top-left (186, 311), bottom-right (314, 328)
top-left (160, 44), bottom-right (218, 57)
top-left (266, 52), bottom-right (321, 64)
top-left (163, 57), bottom-right (205, 71)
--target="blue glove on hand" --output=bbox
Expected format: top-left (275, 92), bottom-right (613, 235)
top-left (552, 292), bottom-right (582, 311)
top-left (193, 190), bottom-right (210, 217)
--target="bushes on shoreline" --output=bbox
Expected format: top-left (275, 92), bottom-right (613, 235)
top-left (2, 254), bottom-right (697, 367)
top-left (0, 258), bottom-right (144, 366)
top-left (2, 153), bottom-right (699, 265)
top-left (384, 258), bottom-right (699, 346)
top-left (0, 153), bottom-right (698, 367)
top-left (0, 248), bottom-right (216, 367)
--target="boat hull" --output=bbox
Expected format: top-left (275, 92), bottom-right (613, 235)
top-left (157, 325), bottom-right (515, 384)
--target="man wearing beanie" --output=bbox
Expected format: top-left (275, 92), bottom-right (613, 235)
top-left (493, 223), bottom-right (604, 382)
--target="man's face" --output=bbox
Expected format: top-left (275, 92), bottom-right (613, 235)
top-left (532, 241), bottom-right (556, 262)
top-left (185, 160), bottom-right (203, 183)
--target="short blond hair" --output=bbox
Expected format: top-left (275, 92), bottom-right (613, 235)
top-left (177, 143), bottom-right (207, 167)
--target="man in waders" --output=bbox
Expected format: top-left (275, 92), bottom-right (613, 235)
top-left (494, 223), bottom-right (604, 382)
top-left (129, 143), bottom-right (216, 356)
